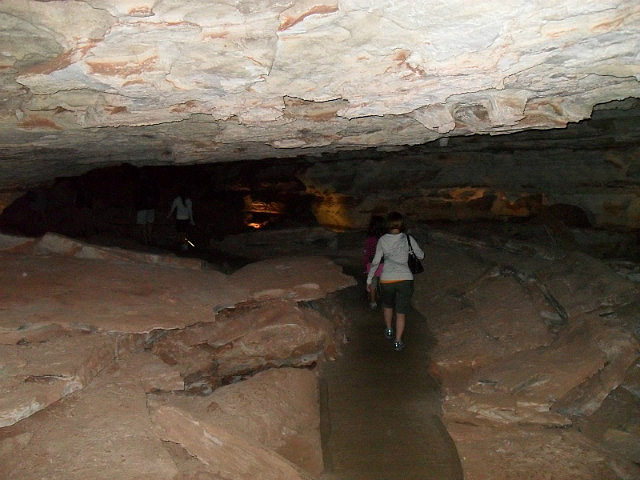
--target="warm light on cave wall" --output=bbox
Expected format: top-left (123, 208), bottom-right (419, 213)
top-left (243, 195), bottom-right (285, 229)
top-left (0, 192), bottom-right (22, 215)
top-left (310, 192), bottom-right (354, 230)
top-left (449, 187), bottom-right (486, 202)
top-left (448, 187), bottom-right (537, 218)
top-left (243, 195), bottom-right (285, 214)
top-left (491, 191), bottom-right (538, 217)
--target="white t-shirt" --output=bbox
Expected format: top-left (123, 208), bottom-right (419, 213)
top-left (367, 232), bottom-right (424, 285)
top-left (169, 196), bottom-right (193, 222)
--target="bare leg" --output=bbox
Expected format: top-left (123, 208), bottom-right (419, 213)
top-left (384, 307), bottom-right (393, 330)
top-left (395, 313), bottom-right (406, 341)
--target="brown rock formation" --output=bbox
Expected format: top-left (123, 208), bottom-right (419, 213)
top-left (0, 1), bottom-right (638, 192)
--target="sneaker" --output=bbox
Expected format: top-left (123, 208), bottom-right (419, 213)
top-left (369, 302), bottom-right (377, 310)
top-left (384, 328), bottom-right (394, 340)
top-left (393, 340), bottom-right (405, 352)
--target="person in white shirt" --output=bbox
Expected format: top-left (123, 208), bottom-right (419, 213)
top-left (366, 211), bottom-right (424, 352)
top-left (167, 188), bottom-right (195, 250)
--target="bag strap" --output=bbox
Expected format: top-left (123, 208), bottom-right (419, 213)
top-left (406, 233), bottom-right (415, 254)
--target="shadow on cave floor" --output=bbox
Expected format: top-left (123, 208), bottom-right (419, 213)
top-left (318, 265), bottom-right (463, 480)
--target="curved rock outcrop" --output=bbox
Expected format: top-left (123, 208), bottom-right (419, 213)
top-left (0, 1), bottom-right (639, 190)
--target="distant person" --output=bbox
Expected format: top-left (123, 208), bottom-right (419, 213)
top-left (366, 211), bottom-right (424, 352)
top-left (135, 177), bottom-right (156, 245)
top-left (362, 214), bottom-right (386, 309)
top-left (167, 188), bottom-right (195, 250)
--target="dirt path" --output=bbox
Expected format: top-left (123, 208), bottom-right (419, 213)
top-left (318, 265), bottom-right (463, 480)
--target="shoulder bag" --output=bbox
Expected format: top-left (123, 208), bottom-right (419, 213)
top-left (407, 234), bottom-right (424, 274)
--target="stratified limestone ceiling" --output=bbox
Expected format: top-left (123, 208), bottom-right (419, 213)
top-left (0, 0), bottom-right (639, 189)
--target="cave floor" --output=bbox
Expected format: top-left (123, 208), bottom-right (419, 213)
top-left (318, 267), bottom-right (464, 480)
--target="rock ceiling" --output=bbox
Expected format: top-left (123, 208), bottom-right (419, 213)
top-left (1, 0), bottom-right (639, 191)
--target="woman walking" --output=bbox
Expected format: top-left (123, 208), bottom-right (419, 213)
top-left (366, 211), bottom-right (424, 351)
top-left (167, 187), bottom-right (195, 251)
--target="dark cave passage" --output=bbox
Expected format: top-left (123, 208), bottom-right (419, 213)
top-left (0, 161), bottom-right (316, 240)
top-left (2, 160), bottom-right (640, 264)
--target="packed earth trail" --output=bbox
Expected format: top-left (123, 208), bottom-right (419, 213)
top-left (318, 265), bottom-right (464, 480)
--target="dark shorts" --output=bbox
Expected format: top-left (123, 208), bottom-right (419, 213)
top-left (136, 209), bottom-right (155, 225)
top-left (380, 280), bottom-right (414, 314)
top-left (175, 219), bottom-right (189, 233)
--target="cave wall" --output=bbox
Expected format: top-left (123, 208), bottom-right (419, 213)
top-left (306, 105), bottom-right (640, 232)
top-left (306, 142), bottom-right (640, 231)
top-left (1, 138), bottom-right (639, 257)
top-left (1, 101), bottom-right (639, 254)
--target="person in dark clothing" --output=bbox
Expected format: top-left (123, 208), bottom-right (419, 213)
top-left (362, 214), bottom-right (386, 309)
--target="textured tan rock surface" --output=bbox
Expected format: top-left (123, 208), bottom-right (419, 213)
top-left (447, 423), bottom-right (639, 480)
top-left (0, 332), bottom-right (116, 427)
top-left (149, 367), bottom-right (323, 477)
top-left (0, 233), bottom-right (353, 333)
top-left (0, 234), bottom-right (352, 479)
top-left (148, 299), bottom-right (340, 389)
top-left (151, 404), bottom-right (314, 480)
top-left (0, 243), bottom-right (238, 334)
top-left (414, 228), bottom-right (640, 479)
top-left (1, 226), bottom-right (640, 479)
top-left (0, 353), bottom-right (183, 480)
top-left (0, 1), bottom-right (639, 189)
top-left (229, 256), bottom-right (356, 301)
